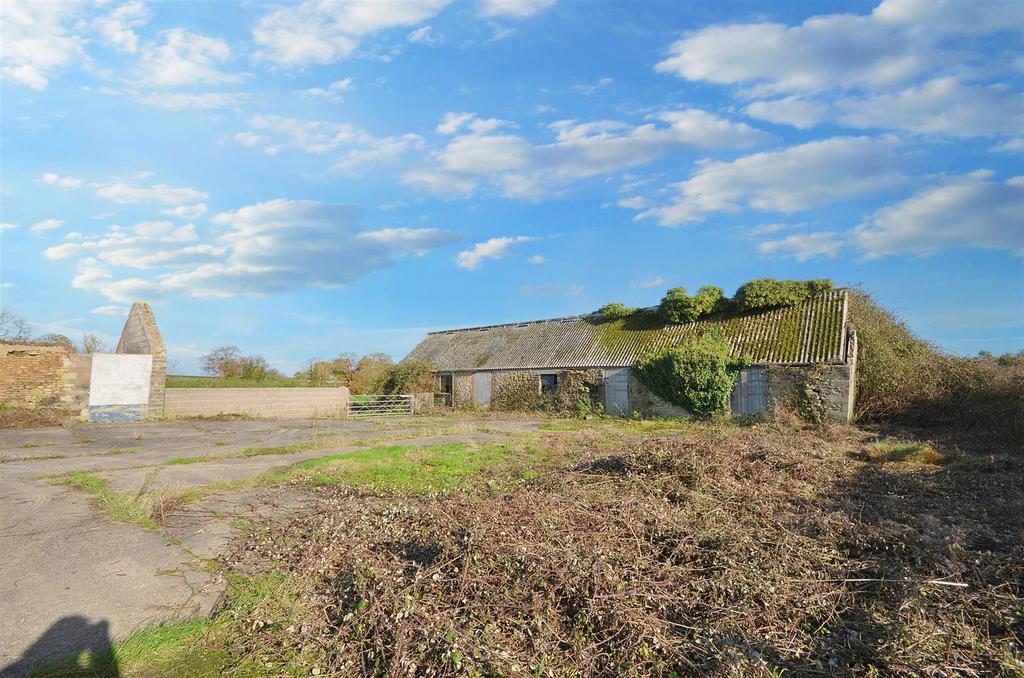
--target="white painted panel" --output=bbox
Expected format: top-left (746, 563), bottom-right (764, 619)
top-left (605, 368), bottom-right (630, 416)
top-left (89, 354), bottom-right (152, 406)
top-left (472, 372), bottom-right (492, 406)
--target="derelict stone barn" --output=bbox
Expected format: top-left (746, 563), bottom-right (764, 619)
top-left (405, 288), bottom-right (858, 421)
top-left (0, 302), bottom-right (167, 421)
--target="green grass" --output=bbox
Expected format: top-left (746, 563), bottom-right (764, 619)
top-left (100, 447), bottom-right (141, 456)
top-left (164, 441), bottom-right (320, 466)
top-left (75, 438), bottom-right (96, 445)
top-left (54, 472), bottom-right (159, 530)
top-left (864, 441), bottom-right (945, 465)
top-left (26, 618), bottom-right (222, 678)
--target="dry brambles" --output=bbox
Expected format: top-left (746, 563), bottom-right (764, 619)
top-left (221, 425), bottom-right (1023, 676)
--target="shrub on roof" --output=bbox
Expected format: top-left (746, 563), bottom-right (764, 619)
top-left (596, 303), bottom-right (636, 321)
top-left (658, 286), bottom-right (725, 324)
top-left (734, 278), bottom-right (834, 312)
top-left (635, 332), bottom-right (747, 418)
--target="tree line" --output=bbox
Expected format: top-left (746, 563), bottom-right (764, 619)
top-left (0, 308), bottom-right (107, 354)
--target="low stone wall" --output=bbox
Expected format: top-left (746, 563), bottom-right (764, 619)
top-left (628, 371), bottom-right (692, 418)
top-left (164, 387), bottom-right (350, 419)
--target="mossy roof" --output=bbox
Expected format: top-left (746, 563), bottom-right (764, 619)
top-left (405, 289), bottom-right (850, 371)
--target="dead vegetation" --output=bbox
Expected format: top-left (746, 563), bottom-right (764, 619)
top-left (0, 405), bottom-right (76, 429)
top-left (216, 423), bottom-right (1023, 676)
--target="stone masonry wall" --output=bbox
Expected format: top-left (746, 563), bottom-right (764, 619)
top-left (628, 370), bottom-right (693, 419)
top-left (0, 344), bottom-right (77, 410)
top-left (766, 363), bottom-right (855, 423)
top-left (116, 302), bottom-right (167, 418)
top-left (164, 387), bottom-right (350, 419)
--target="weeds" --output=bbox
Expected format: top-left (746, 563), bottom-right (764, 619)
top-left (54, 472), bottom-right (159, 531)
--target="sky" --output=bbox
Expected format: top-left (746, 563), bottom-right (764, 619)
top-left (1, 0), bottom-right (1022, 375)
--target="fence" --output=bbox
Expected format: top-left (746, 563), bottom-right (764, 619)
top-left (348, 394), bottom-right (414, 417)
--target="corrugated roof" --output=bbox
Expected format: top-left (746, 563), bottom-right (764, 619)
top-left (405, 289), bottom-right (850, 370)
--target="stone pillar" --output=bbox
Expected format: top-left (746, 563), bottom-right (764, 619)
top-left (115, 302), bottom-right (167, 418)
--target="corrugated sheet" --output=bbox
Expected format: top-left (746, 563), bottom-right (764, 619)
top-left (405, 289), bottom-right (849, 370)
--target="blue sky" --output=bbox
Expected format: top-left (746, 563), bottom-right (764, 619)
top-left (1, 0), bottom-right (1022, 375)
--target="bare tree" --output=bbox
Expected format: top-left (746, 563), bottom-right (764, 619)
top-left (201, 345), bottom-right (242, 377)
top-left (80, 332), bottom-right (107, 354)
top-left (0, 308), bottom-right (31, 342)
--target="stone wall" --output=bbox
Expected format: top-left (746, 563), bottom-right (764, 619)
top-left (164, 387), bottom-right (350, 419)
top-left (766, 363), bottom-right (855, 423)
top-left (452, 372), bottom-right (475, 409)
top-left (627, 370), bottom-right (693, 418)
top-left (115, 302), bottom-right (167, 417)
top-left (0, 344), bottom-right (77, 411)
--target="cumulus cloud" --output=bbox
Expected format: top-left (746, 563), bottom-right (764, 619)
top-left (0, 0), bottom-right (83, 90)
top-left (0, 223), bottom-right (19, 231)
top-left (41, 172), bottom-right (83, 188)
top-left (161, 203), bottom-right (208, 219)
top-left (573, 77), bottom-right (613, 95)
top-left (662, 1), bottom-right (1023, 140)
top-left (456, 236), bottom-right (538, 269)
top-left (92, 0), bottom-right (149, 53)
top-left (407, 25), bottom-right (443, 45)
top-left (137, 28), bottom-right (237, 87)
top-left (410, 108), bottom-right (770, 200)
top-left (51, 200), bottom-right (460, 302)
top-left (756, 171), bottom-right (1024, 260)
top-left (990, 138), bottom-right (1024, 153)
top-left (852, 171), bottom-right (1024, 258)
top-left (94, 180), bottom-right (208, 206)
top-left (297, 78), bottom-right (352, 100)
top-left (30, 218), bottom-right (65, 233)
top-left (478, 0), bottom-right (555, 18)
top-left (631, 136), bottom-right (903, 226)
top-left (253, 0), bottom-right (450, 67)
top-left (528, 255), bottom-right (546, 264)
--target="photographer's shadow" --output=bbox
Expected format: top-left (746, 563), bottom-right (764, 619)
top-left (1, 616), bottom-right (119, 677)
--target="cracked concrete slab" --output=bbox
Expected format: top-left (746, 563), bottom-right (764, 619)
top-left (0, 416), bottom-right (541, 676)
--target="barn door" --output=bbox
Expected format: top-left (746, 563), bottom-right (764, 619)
top-left (730, 367), bottom-right (768, 415)
top-left (472, 372), bottom-right (492, 407)
top-left (604, 369), bottom-right (630, 416)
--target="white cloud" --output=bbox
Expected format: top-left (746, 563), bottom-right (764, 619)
top-left (745, 97), bottom-right (828, 130)
top-left (137, 29), bottom-right (236, 87)
top-left (41, 172), bottom-right (83, 188)
top-left (0, 223), bottom-right (18, 231)
top-left (633, 136), bottom-right (903, 226)
top-left (758, 231), bottom-right (842, 261)
top-left (161, 203), bottom-right (208, 219)
top-left (0, 283), bottom-right (12, 289)
top-left (53, 200), bottom-right (459, 302)
top-left (30, 218), bottom-right (65, 233)
top-left (90, 305), bottom-right (129, 316)
top-left (92, 0), bottom-right (148, 53)
top-left (416, 108), bottom-right (770, 200)
top-left (573, 77), bottom-right (613, 95)
top-left (253, 0), bottom-right (450, 67)
top-left (832, 77), bottom-right (1024, 137)
top-left (135, 91), bottom-right (243, 110)
top-left (436, 112), bottom-right (513, 135)
top-left (756, 171), bottom-right (1024, 260)
top-left (990, 138), bottom-right (1024, 153)
top-left (297, 78), bottom-right (352, 100)
top-left (478, 0), bottom-right (555, 18)
top-left (94, 180), bottom-right (208, 206)
top-left (242, 115), bottom-right (368, 154)
top-left (408, 25), bottom-right (443, 45)
top-left (852, 171), bottom-right (1024, 258)
top-left (528, 255), bottom-right (546, 264)
top-left (0, 0), bottom-right (83, 90)
top-left (400, 168), bottom-right (477, 198)
top-left (456, 235), bottom-right (537, 269)
top-left (234, 131), bottom-right (268, 147)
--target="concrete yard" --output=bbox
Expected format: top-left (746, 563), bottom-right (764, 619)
top-left (0, 416), bottom-right (540, 675)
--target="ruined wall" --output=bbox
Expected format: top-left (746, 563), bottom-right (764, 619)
top-left (766, 363), bottom-right (855, 423)
top-left (164, 387), bottom-right (350, 419)
top-left (627, 370), bottom-right (693, 419)
top-left (0, 344), bottom-right (77, 411)
top-left (116, 302), bottom-right (167, 418)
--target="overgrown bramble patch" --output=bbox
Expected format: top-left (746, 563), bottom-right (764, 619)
top-left (213, 426), bottom-right (1023, 676)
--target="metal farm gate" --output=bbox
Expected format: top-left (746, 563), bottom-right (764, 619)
top-left (348, 394), bottom-right (415, 417)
